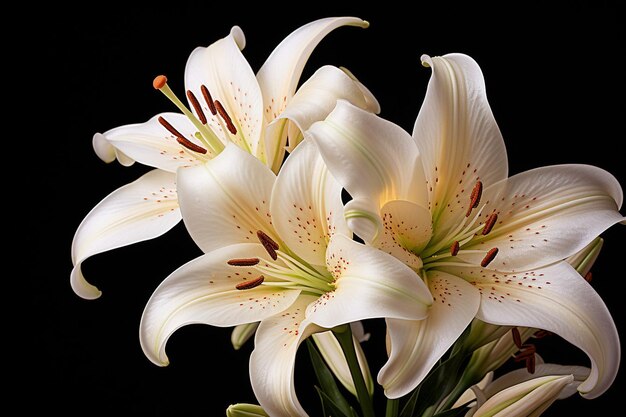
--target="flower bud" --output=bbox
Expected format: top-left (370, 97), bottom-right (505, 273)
top-left (226, 403), bottom-right (268, 417)
top-left (231, 322), bottom-right (259, 350)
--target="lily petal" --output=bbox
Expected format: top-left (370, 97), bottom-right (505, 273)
top-left (93, 113), bottom-right (207, 173)
top-left (379, 271), bottom-right (480, 398)
top-left (441, 262), bottom-right (620, 398)
top-left (271, 139), bottom-right (350, 267)
top-left (140, 243), bottom-right (301, 366)
top-left (185, 26), bottom-right (263, 155)
top-left (250, 295), bottom-right (322, 417)
top-left (376, 200), bottom-right (433, 269)
top-left (309, 101), bottom-right (427, 242)
top-left (266, 65), bottom-right (378, 170)
top-left (71, 169), bottom-right (180, 299)
top-left (414, 54), bottom-right (508, 243)
top-left (459, 164), bottom-right (624, 271)
top-left (177, 143), bottom-right (277, 253)
top-left (307, 234), bottom-right (433, 329)
top-left (257, 17), bottom-right (369, 123)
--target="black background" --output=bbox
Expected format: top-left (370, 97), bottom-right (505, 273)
top-left (27, 1), bottom-right (624, 415)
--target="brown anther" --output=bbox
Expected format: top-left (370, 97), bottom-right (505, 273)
top-left (214, 100), bottom-right (238, 134)
top-left (512, 327), bottom-right (523, 348)
top-left (201, 85), bottom-right (217, 115)
top-left (186, 90), bottom-right (207, 124)
top-left (153, 75), bottom-right (168, 90)
top-left (158, 116), bottom-right (186, 138)
top-left (482, 213), bottom-right (498, 235)
top-left (526, 353), bottom-right (536, 374)
top-left (450, 241), bottom-right (460, 256)
top-left (513, 345), bottom-right (536, 360)
top-left (176, 136), bottom-right (207, 154)
top-left (584, 271), bottom-right (593, 282)
top-left (227, 258), bottom-right (260, 266)
top-left (235, 275), bottom-right (265, 290)
top-left (257, 230), bottom-right (279, 260)
top-left (480, 247), bottom-right (499, 267)
top-left (533, 330), bottom-right (552, 339)
top-left (466, 181), bottom-right (483, 217)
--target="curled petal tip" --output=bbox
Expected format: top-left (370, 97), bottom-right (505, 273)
top-left (230, 26), bottom-right (246, 50)
top-left (420, 54), bottom-right (432, 68)
top-left (70, 265), bottom-right (102, 300)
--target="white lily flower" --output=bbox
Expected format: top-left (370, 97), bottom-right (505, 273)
top-left (307, 53), bottom-right (624, 399)
top-left (467, 364), bottom-right (590, 417)
top-left (71, 17), bottom-right (380, 299)
top-left (139, 140), bottom-right (432, 417)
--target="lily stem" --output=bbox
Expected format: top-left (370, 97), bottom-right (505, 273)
top-left (333, 325), bottom-right (375, 417)
top-left (386, 398), bottom-right (399, 417)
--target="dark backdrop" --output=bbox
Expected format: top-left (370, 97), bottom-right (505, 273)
top-left (28, 1), bottom-right (624, 415)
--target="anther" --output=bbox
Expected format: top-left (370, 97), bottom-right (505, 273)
top-left (512, 327), bottom-right (522, 348)
top-left (227, 258), bottom-right (260, 266)
top-left (235, 275), bottom-right (265, 290)
top-left (466, 181), bottom-right (483, 217)
top-left (584, 271), bottom-right (593, 282)
top-left (482, 213), bottom-right (498, 235)
top-left (533, 330), bottom-right (552, 339)
top-left (480, 247), bottom-right (499, 267)
top-left (201, 85), bottom-right (217, 115)
top-left (176, 136), bottom-right (207, 154)
top-left (215, 100), bottom-right (238, 134)
top-left (158, 116), bottom-right (186, 138)
top-left (186, 90), bottom-right (207, 124)
top-left (450, 241), bottom-right (460, 256)
top-left (257, 230), bottom-right (279, 260)
top-left (153, 75), bottom-right (168, 90)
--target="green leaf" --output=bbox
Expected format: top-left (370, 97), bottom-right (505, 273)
top-left (411, 350), bottom-right (471, 417)
top-left (399, 386), bottom-right (420, 417)
top-left (314, 386), bottom-right (355, 417)
top-left (307, 339), bottom-right (353, 416)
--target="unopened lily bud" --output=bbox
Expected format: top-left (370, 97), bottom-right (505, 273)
top-left (226, 403), bottom-right (268, 417)
top-left (469, 364), bottom-right (589, 417)
top-left (231, 322), bottom-right (259, 350)
top-left (312, 322), bottom-right (374, 396)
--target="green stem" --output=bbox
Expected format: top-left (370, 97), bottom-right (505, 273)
top-left (386, 398), bottom-right (399, 417)
top-left (333, 325), bottom-right (375, 417)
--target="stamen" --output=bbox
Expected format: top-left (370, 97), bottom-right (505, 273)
top-left (201, 85), bottom-right (217, 115)
top-left (450, 241), bottom-right (460, 256)
top-left (466, 181), bottom-right (483, 217)
top-left (584, 271), bottom-right (593, 282)
top-left (480, 247), bottom-right (499, 267)
top-left (227, 258), bottom-right (260, 266)
top-left (158, 116), bottom-right (186, 138)
top-left (235, 275), bottom-right (265, 290)
top-left (482, 213), bottom-right (498, 235)
top-left (512, 327), bottom-right (523, 348)
top-left (176, 136), bottom-right (207, 154)
top-left (152, 74), bottom-right (224, 154)
top-left (257, 230), bottom-right (279, 260)
top-left (186, 90), bottom-right (207, 124)
top-left (215, 100), bottom-right (238, 135)
top-left (526, 353), bottom-right (536, 374)
top-left (533, 330), bottom-right (552, 339)
top-left (153, 75), bottom-right (168, 90)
